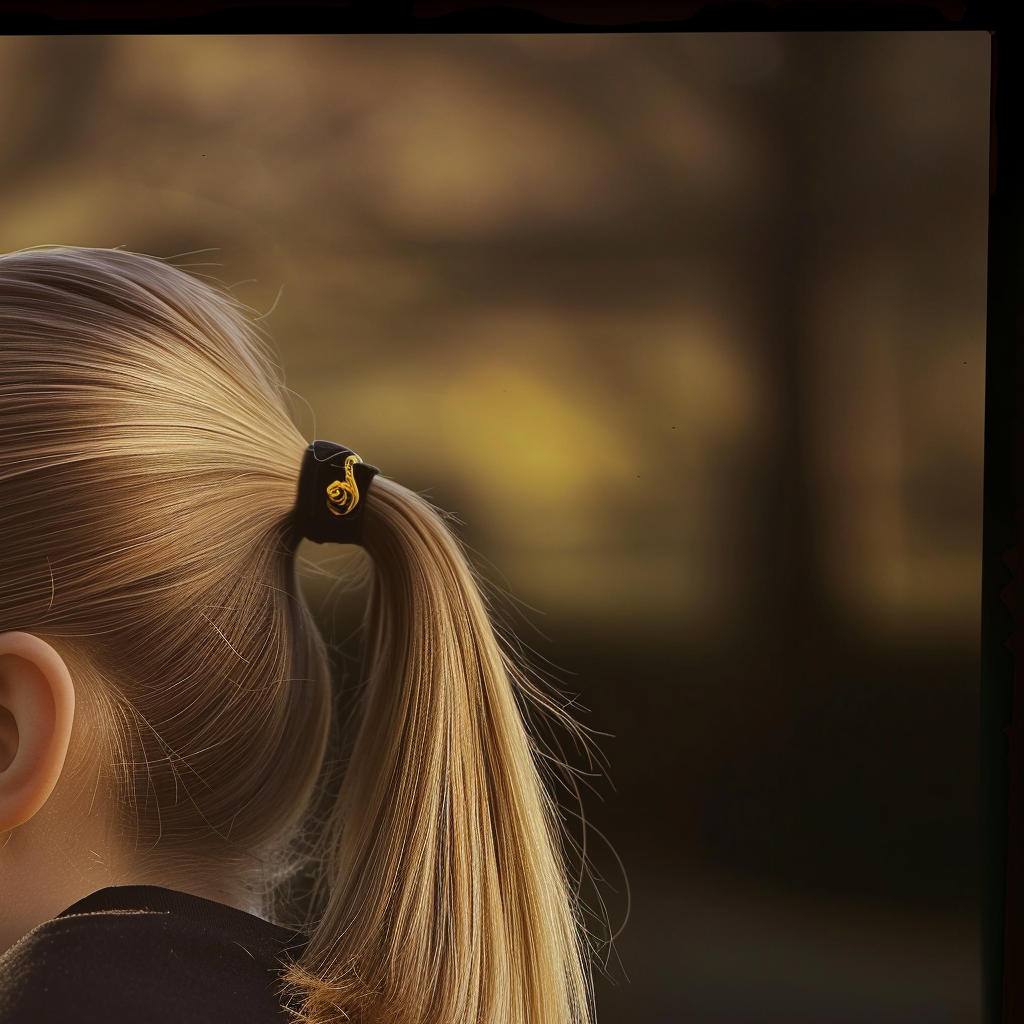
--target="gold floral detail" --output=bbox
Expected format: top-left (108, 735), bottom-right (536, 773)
top-left (325, 454), bottom-right (362, 516)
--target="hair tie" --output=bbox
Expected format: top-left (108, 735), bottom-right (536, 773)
top-left (294, 440), bottom-right (379, 545)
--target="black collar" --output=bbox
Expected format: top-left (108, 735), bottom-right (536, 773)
top-left (57, 884), bottom-right (307, 954)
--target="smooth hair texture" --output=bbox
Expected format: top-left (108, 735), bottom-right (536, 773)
top-left (0, 247), bottom-right (594, 1023)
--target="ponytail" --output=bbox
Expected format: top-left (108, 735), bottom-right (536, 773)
top-left (281, 476), bottom-right (593, 1024)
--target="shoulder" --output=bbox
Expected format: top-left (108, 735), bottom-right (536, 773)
top-left (0, 906), bottom-right (302, 1024)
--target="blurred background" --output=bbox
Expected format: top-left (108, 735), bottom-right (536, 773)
top-left (0, 32), bottom-right (989, 1023)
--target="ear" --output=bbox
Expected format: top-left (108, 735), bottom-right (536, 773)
top-left (0, 632), bottom-right (76, 831)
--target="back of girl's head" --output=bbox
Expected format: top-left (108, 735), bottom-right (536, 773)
top-left (0, 246), bottom-right (328, 881)
top-left (0, 246), bottom-right (594, 1024)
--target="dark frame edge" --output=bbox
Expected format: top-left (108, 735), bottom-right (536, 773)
top-left (983, 24), bottom-right (1023, 1024)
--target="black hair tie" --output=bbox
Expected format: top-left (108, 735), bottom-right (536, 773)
top-left (293, 440), bottom-right (379, 545)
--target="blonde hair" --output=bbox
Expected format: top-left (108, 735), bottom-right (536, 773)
top-left (0, 247), bottom-right (595, 1023)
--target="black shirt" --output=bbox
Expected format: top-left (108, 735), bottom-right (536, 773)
top-left (0, 885), bottom-right (308, 1023)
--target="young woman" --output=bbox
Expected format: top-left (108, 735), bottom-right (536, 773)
top-left (0, 246), bottom-right (594, 1023)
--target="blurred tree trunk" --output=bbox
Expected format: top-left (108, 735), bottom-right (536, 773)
top-left (701, 32), bottom-right (862, 883)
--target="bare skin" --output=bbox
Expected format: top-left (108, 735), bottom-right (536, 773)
top-left (0, 632), bottom-right (253, 955)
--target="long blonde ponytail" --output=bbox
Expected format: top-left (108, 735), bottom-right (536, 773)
top-left (0, 246), bottom-right (594, 1024)
top-left (282, 477), bottom-right (592, 1023)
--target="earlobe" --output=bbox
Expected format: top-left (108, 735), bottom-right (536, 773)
top-left (0, 632), bottom-right (76, 831)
